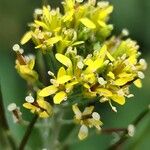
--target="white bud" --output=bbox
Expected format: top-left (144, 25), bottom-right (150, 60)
top-left (25, 94), bottom-right (34, 103)
top-left (139, 59), bottom-right (147, 70)
top-left (76, 0), bottom-right (83, 3)
top-left (92, 112), bottom-right (100, 120)
top-left (48, 71), bottom-right (54, 76)
top-left (19, 48), bottom-right (24, 54)
top-left (98, 77), bottom-right (107, 85)
top-left (100, 97), bottom-right (108, 103)
top-left (77, 61), bottom-right (84, 69)
top-left (64, 96), bottom-right (67, 101)
top-left (138, 71), bottom-right (145, 79)
top-left (78, 125), bottom-right (88, 140)
top-left (121, 54), bottom-right (127, 60)
top-left (104, 60), bottom-right (110, 65)
top-left (112, 106), bottom-right (117, 113)
top-left (38, 33), bottom-right (44, 39)
top-left (34, 8), bottom-right (43, 15)
top-left (12, 44), bottom-right (20, 52)
top-left (97, 1), bottom-right (109, 8)
top-left (122, 28), bottom-right (129, 36)
top-left (8, 103), bottom-right (17, 111)
top-left (127, 94), bottom-right (134, 98)
top-left (128, 124), bottom-right (135, 137)
top-left (117, 89), bottom-right (124, 96)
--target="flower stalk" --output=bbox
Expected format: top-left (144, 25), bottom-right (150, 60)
top-left (18, 115), bottom-right (38, 150)
top-left (0, 85), bottom-right (17, 150)
top-left (108, 105), bottom-right (150, 150)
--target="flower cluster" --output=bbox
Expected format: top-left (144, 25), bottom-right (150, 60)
top-left (12, 0), bottom-right (147, 140)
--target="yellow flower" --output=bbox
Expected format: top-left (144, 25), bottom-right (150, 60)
top-left (13, 44), bottom-right (38, 83)
top-left (23, 93), bottom-right (53, 118)
top-left (72, 104), bottom-right (103, 140)
top-left (39, 54), bottom-right (79, 104)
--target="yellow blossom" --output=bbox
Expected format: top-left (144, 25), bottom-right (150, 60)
top-left (13, 44), bottom-right (38, 83)
top-left (23, 93), bottom-right (53, 118)
top-left (72, 104), bottom-right (103, 140)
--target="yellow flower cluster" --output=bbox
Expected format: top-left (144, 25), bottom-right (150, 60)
top-left (21, 0), bottom-right (113, 53)
top-left (13, 0), bottom-right (147, 140)
top-left (39, 41), bottom-right (146, 112)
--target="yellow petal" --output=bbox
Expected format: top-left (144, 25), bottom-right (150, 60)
top-left (57, 75), bottom-right (72, 84)
top-left (115, 77), bottom-right (133, 86)
top-left (97, 20), bottom-right (106, 27)
top-left (98, 45), bottom-right (107, 56)
top-left (83, 106), bottom-right (94, 116)
top-left (99, 6), bottom-right (113, 20)
top-left (55, 53), bottom-right (72, 67)
top-left (80, 18), bottom-right (96, 29)
top-left (28, 59), bottom-right (35, 70)
top-left (134, 79), bottom-right (142, 88)
top-left (78, 125), bottom-right (88, 140)
top-left (20, 31), bottom-right (32, 45)
top-left (71, 41), bottom-right (84, 46)
top-left (84, 58), bottom-right (93, 66)
top-left (37, 99), bottom-right (52, 115)
top-left (35, 44), bottom-right (43, 49)
top-left (34, 20), bottom-right (49, 30)
top-left (72, 104), bottom-right (82, 119)
top-left (63, 10), bottom-right (74, 22)
top-left (39, 111), bottom-right (49, 118)
top-left (23, 103), bottom-right (35, 109)
top-left (65, 81), bottom-right (78, 92)
top-left (57, 67), bottom-right (66, 78)
top-left (97, 88), bottom-right (112, 97)
top-left (107, 71), bottom-right (115, 79)
top-left (106, 51), bottom-right (115, 61)
top-left (39, 85), bottom-right (58, 97)
top-left (53, 91), bottom-right (67, 104)
top-left (46, 36), bottom-right (62, 46)
top-left (118, 73), bottom-right (133, 78)
top-left (111, 94), bottom-right (125, 105)
top-left (83, 83), bottom-right (90, 89)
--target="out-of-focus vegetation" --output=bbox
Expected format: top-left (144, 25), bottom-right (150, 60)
top-left (0, 0), bottom-right (149, 150)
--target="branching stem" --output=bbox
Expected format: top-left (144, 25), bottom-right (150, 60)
top-left (18, 115), bottom-right (38, 150)
top-left (107, 106), bottom-right (150, 150)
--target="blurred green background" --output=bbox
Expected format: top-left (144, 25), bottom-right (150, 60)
top-left (0, 0), bottom-right (150, 150)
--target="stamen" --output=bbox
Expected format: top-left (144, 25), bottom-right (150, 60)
top-left (77, 61), bottom-right (84, 69)
top-left (128, 124), bottom-right (135, 137)
top-left (137, 71), bottom-right (145, 79)
top-left (25, 94), bottom-right (35, 103)
top-left (7, 103), bottom-right (17, 111)
top-left (98, 77), bottom-right (107, 85)
top-left (92, 112), bottom-right (100, 120)
top-left (121, 28), bottom-right (129, 37)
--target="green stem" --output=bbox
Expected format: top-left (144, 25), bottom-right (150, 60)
top-left (36, 51), bottom-right (48, 85)
top-left (42, 0), bottom-right (48, 6)
top-left (49, 107), bottom-right (64, 150)
top-left (102, 128), bottom-right (127, 134)
top-left (0, 85), bottom-right (17, 150)
top-left (18, 115), bottom-right (38, 150)
top-left (107, 105), bottom-right (150, 150)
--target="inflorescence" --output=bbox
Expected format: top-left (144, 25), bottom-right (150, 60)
top-left (10, 0), bottom-right (147, 140)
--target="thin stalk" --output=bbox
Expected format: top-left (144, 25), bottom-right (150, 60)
top-left (0, 85), bottom-right (17, 150)
top-left (18, 115), bottom-right (38, 150)
top-left (49, 108), bottom-right (64, 150)
top-left (102, 128), bottom-right (127, 134)
top-left (107, 106), bottom-right (150, 150)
